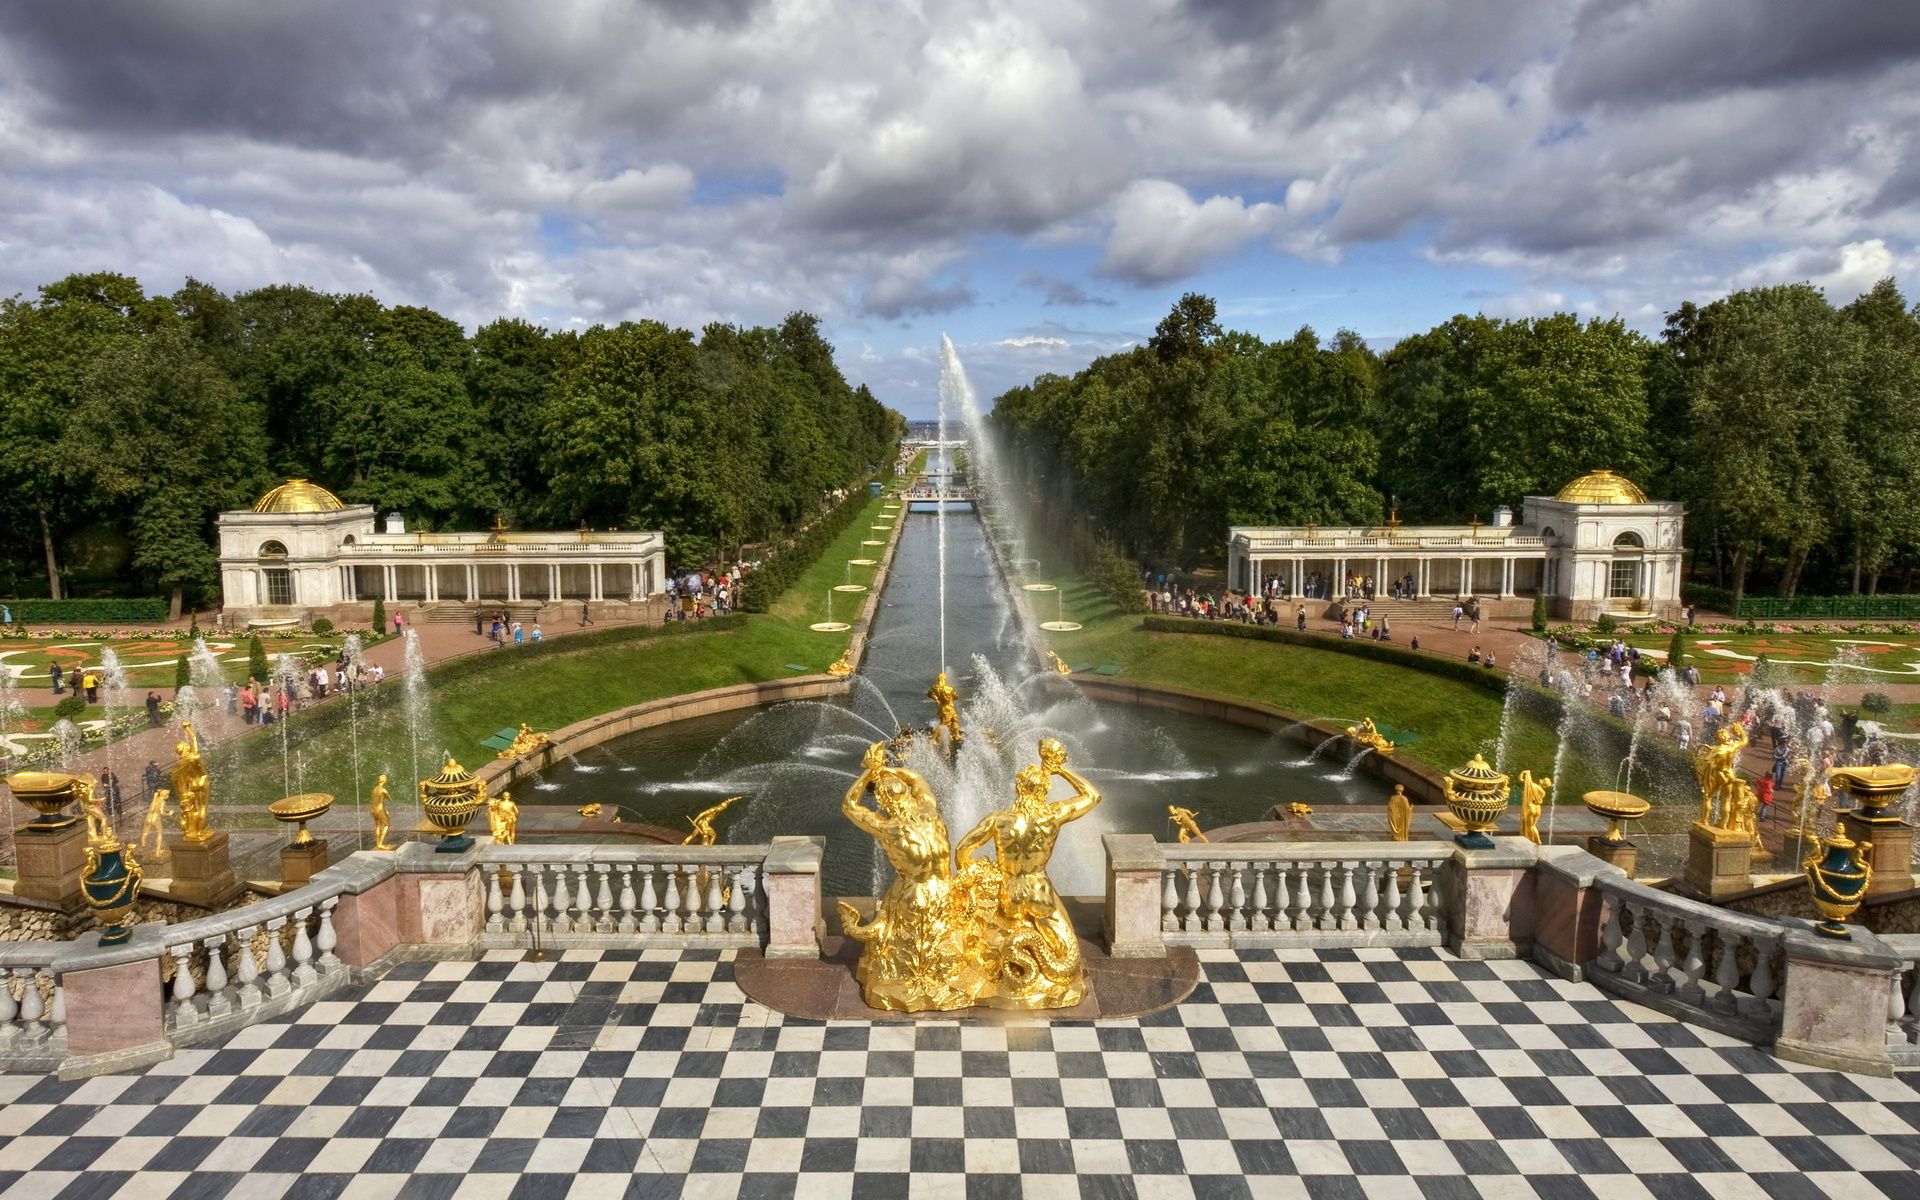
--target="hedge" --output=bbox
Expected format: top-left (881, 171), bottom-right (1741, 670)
top-left (1682, 583), bottom-right (1920, 620)
top-left (737, 484), bottom-right (878, 612)
top-left (3, 598), bottom-right (169, 623)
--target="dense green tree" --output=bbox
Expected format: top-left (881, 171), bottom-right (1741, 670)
top-left (1838, 280), bottom-right (1920, 593)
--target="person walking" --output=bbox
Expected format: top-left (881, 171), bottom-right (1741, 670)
top-left (1451, 604), bottom-right (1464, 631)
top-left (531, 622), bottom-right (543, 645)
top-left (49, 662), bottom-right (63, 695)
top-left (475, 611), bottom-right (485, 637)
top-left (512, 621), bottom-right (525, 646)
top-left (143, 760), bottom-right (164, 805)
top-left (83, 668), bottom-right (99, 705)
top-left (145, 690), bottom-right (162, 726)
top-left (1468, 603), bottom-right (1480, 634)
top-left (581, 599), bottom-right (593, 627)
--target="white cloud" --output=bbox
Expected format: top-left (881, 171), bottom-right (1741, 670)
top-left (1000, 335), bottom-right (1069, 348)
top-left (1098, 180), bottom-right (1281, 285)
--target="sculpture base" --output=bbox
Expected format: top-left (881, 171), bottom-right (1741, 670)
top-left (436, 832), bottom-right (474, 854)
top-left (1841, 812), bottom-right (1914, 895)
top-left (280, 839), bottom-right (330, 888)
top-left (1587, 836), bottom-right (1638, 877)
top-left (13, 822), bottom-right (89, 909)
top-left (167, 831), bottom-right (243, 909)
top-left (1681, 822), bottom-right (1752, 900)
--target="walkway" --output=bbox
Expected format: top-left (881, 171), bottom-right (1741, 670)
top-left (0, 947), bottom-right (1914, 1198)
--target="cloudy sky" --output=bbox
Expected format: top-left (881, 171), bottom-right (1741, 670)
top-left (2, 1), bottom-right (1917, 415)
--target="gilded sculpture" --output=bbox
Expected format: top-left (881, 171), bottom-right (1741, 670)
top-left (1386, 784), bottom-right (1411, 842)
top-left (1344, 717), bottom-right (1394, 754)
top-left (1045, 649), bottom-right (1072, 676)
top-left (928, 672), bottom-right (963, 749)
top-left (76, 776), bottom-right (111, 846)
top-left (369, 773), bottom-right (396, 851)
top-left (683, 795), bottom-right (739, 846)
top-left (1518, 770), bottom-right (1552, 845)
top-left (169, 721), bottom-right (214, 844)
top-left (487, 790), bottom-right (519, 845)
top-left (139, 788), bottom-right (172, 861)
top-left (496, 723), bottom-right (551, 760)
top-left (1167, 805), bottom-right (1207, 843)
top-left (1694, 724), bottom-right (1748, 830)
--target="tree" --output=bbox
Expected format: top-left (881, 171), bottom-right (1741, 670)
top-left (174, 652), bottom-right (189, 689)
top-left (247, 636), bottom-right (270, 682)
top-left (1532, 592), bottom-right (1547, 633)
top-left (1667, 628), bottom-right (1687, 672)
top-left (1838, 279), bottom-right (1920, 593)
top-left (371, 597), bottom-right (387, 637)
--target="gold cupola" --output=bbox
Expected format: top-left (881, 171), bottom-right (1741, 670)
top-left (252, 479), bottom-right (346, 514)
top-left (1553, 469), bottom-right (1647, 505)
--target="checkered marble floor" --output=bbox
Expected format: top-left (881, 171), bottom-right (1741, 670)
top-left (0, 947), bottom-right (1916, 1199)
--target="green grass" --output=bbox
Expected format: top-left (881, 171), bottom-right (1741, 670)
top-left (771, 494), bottom-right (892, 627)
top-left (0, 633), bottom-right (349, 700)
top-left (1619, 629), bottom-right (1920, 686)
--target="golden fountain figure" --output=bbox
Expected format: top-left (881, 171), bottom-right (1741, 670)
top-left (496, 723), bottom-right (551, 760)
top-left (683, 795), bottom-right (740, 846)
top-left (1387, 784), bottom-right (1412, 842)
top-left (928, 671), bottom-right (963, 750)
top-left (1167, 805), bottom-right (1207, 844)
top-left (487, 791), bottom-right (519, 845)
top-left (1045, 649), bottom-right (1072, 676)
top-left (139, 788), bottom-right (172, 861)
top-left (1518, 770), bottom-right (1552, 844)
top-left (169, 721), bottom-right (213, 844)
top-left (369, 773), bottom-right (396, 851)
top-left (1694, 724), bottom-right (1749, 829)
top-left (1344, 717), bottom-right (1394, 754)
top-left (827, 650), bottom-right (853, 677)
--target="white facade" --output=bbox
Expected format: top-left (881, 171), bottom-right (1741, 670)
top-left (218, 481), bottom-right (666, 621)
top-left (1226, 471), bottom-right (1685, 620)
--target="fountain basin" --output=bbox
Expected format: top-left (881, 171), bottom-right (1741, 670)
top-left (1039, 621), bottom-right (1083, 631)
top-left (809, 622), bottom-right (852, 632)
top-left (1021, 583), bottom-right (1057, 593)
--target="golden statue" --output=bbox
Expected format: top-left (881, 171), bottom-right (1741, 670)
top-left (1387, 784), bottom-right (1411, 841)
top-left (1518, 770), bottom-right (1553, 845)
top-left (827, 650), bottom-right (853, 677)
top-left (487, 790), bottom-right (519, 845)
top-left (1344, 717), bottom-right (1394, 753)
top-left (578, 803), bottom-right (602, 819)
top-left (927, 672), bottom-right (963, 749)
top-left (1167, 805), bottom-right (1207, 843)
top-left (1045, 649), bottom-right (1072, 676)
top-left (496, 723), bottom-right (551, 760)
top-left (169, 721), bottom-right (213, 844)
top-left (76, 776), bottom-right (111, 846)
top-left (369, 774), bottom-right (396, 850)
top-left (837, 742), bottom-right (979, 1012)
top-left (954, 738), bottom-right (1102, 1010)
top-left (1727, 777), bottom-right (1759, 841)
top-left (1288, 802), bottom-right (1314, 816)
top-left (139, 788), bottom-right (172, 861)
top-left (683, 795), bottom-right (739, 846)
top-left (1694, 724), bottom-right (1748, 830)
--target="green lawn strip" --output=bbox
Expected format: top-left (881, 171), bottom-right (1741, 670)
top-left (769, 494), bottom-right (891, 627)
top-left (0, 634), bottom-right (348, 688)
top-left (1616, 629), bottom-right (1920, 686)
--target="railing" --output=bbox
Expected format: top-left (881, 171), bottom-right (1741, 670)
top-left (479, 845), bottom-right (769, 949)
top-left (1886, 935), bottom-right (1920, 1069)
top-left (0, 944), bottom-right (65, 1070)
top-left (160, 887), bottom-right (347, 1047)
top-left (1589, 876), bottom-right (1785, 1043)
top-left (1159, 843), bottom-right (1451, 948)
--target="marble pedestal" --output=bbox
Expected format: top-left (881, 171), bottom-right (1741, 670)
top-left (13, 822), bottom-right (88, 909)
top-left (1586, 836), bottom-right (1638, 878)
top-left (281, 840), bottom-right (329, 888)
top-left (1682, 823), bottom-right (1751, 900)
top-left (168, 831), bottom-right (242, 909)
top-left (1841, 812), bottom-right (1914, 896)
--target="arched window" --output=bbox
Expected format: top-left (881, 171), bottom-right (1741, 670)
top-left (259, 541), bottom-right (294, 605)
top-left (1609, 531), bottom-right (1645, 598)
top-left (341, 534), bottom-right (356, 546)
top-left (1613, 531), bottom-right (1645, 549)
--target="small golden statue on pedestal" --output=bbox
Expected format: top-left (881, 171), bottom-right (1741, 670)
top-left (487, 791), bottom-right (519, 845)
top-left (1695, 724), bottom-right (1749, 830)
top-left (169, 721), bottom-right (214, 845)
top-left (1518, 770), bottom-right (1553, 845)
top-left (1344, 717), bottom-right (1394, 754)
top-left (683, 795), bottom-right (739, 846)
top-left (369, 774), bottom-right (396, 851)
top-left (1387, 784), bottom-right (1411, 841)
top-left (139, 788), bottom-right (172, 861)
top-left (1167, 806), bottom-right (1207, 843)
top-left (928, 671), bottom-right (963, 750)
top-left (496, 723), bottom-right (551, 760)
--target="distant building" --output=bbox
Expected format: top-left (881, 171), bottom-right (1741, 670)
top-left (217, 480), bottom-right (666, 624)
top-left (1227, 470), bottom-right (1684, 620)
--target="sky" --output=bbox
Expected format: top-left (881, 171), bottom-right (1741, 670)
top-left (1, 1), bottom-right (1917, 416)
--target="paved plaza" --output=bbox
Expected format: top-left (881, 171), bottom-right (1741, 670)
top-left (0, 947), bottom-right (1915, 1199)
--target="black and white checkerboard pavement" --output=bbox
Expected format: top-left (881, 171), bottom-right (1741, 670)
top-left (0, 946), bottom-right (1915, 1199)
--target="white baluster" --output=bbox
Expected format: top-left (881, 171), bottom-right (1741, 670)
top-left (1271, 863), bottom-right (1291, 932)
top-left (235, 923), bottom-right (262, 1007)
top-left (1677, 920), bottom-right (1707, 1005)
top-left (1248, 864), bottom-right (1270, 932)
top-left (1382, 864), bottom-right (1403, 932)
top-left (595, 865), bottom-right (614, 933)
top-left (49, 981), bottom-right (64, 1033)
top-left (486, 868), bottom-right (505, 932)
top-left (547, 865), bottom-right (567, 934)
top-left (1337, 864), bottom-right (1359, 931)
top-left (574, 867), bottom-right (593, 933)
top-left (1180, 864), bottom-right (1203, 933)
top-left (727, 864), bottom-right (750, 933)
top-left (264, 917), bottom-right (290, 997)
top-left (317, 897), bottom-right (340, 968)
top-left (291, 907), bottom-right (317, 987)
top-left (1891, 969), bottom-right (1907, 1030)
top-left (1161, 869), bottom-right (1180, 933)
top-left (508, 866), bottom-right (528, 933)
top-left (15, 969), bottom-right (44, 1039)
top-left (169, 943), bottom-right (198, 1019)
top-left (531, 865), bottom-right (550, 934)
top-left (1406, 865), bottom-right (1429, 933)
top-left (1317, 864), bottom-right (1337, 931)
top-left (1223, 863), bottom-right (1246, 933)
top-left (1746, 938), bottom-right (1776, 1013)
top-left (1351, 860), bottom-right (1382, 925)
top-left (1712, 931), bottom-right (1741, 1011)
top-left (639, 865), bottom-right (661, 933)
top-left (662, 865), bottom-right (684, 933)
top-left (1596, 895), bottom-right (1624, 973)
top-left (705, 867), bottom-right (726, 934)
top-left (1292, 865), bottom-right (1314, 931)
top-left (681, 865), bottom-right (700, 933)
top-left (203, 935), bottom-right (232, 1017)
top-left (618, 867), bottom-right (638, 934)
top-left (0, 971), bottom-right (19, 1043)
top-left (1650, 914), bottom-right (1677, 994)
top-left (1904, 967), bottom-right (1920, 1042)
top-left (1623, 903), bottom-right (1649, 983)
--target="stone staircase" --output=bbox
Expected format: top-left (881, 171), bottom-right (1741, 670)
top-left (417, 601), bottom-right (548, 624)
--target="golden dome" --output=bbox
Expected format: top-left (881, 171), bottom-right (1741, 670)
top-left (1554, 469), bottom-right (1647, 505)
top-left (252, 479), bottom-right (345, 514)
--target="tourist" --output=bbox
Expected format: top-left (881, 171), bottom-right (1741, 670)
top-left (1655, 703), bottom-right (1672, 735)
top-left (1295, 607), bottom-right (1306, 632)
top-left (1468, 604), bottom-right (1480, 634)
top-left (475, 611), bottom-right (484, 637)
top-left (224, 683), bottom-right (237, 715)
top-left (49, 663), bottom-right (63, 695)
top-left (1451, 604), bottom-right (1463, 631)
top-left (276, 687), bottom-right (290, 721)
top-left (370, 664), bottom-right (385, 684)
top-left (99, 769), bottom-right (124, 823)
top-left (490, 618), bottom-right (503, 645)
top-left (512, 621), bottom-right (525, 646)
top-left (145, 691), bottom-right (162, 727)
top-left (1686, 604), bottom-right (1697, 627)
top-left (581, 599), bottom-right (593, 627)
top-left (1754, 774), bottom-right (1775, 822)
top-left (1674, 718), bottom-right (1693, 749)
top-left (83, 668), bottom-right (99, 705)
top-left (143, 760), bottom-right (164, 804)
top-left (394, 611), bottom-right (405, 635)
top-left (531, 623), bottom-right (543, 644)
top-left (1468, 646), bottom-right (1481, 664)
top-left (241, 682), bottom-right (257, 724)
top-left (1772, 739), bottom-right (1790, 787)
top-left (1410, 635), bottom-right (1420, 651)
top-left (1485, 651), bottom-right (1497, 670)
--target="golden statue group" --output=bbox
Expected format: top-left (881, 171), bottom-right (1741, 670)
top-left (838, 735), bottom-right (1101, 1012)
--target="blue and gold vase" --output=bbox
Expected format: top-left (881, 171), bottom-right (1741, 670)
top-left (82, 842), bottom-right (142, 947)
top-left (1805, 830), bottom-right (1872, 940)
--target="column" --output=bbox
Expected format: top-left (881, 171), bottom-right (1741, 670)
top-left (1335, 558), bottom-right (1346, 597)
top-left (507, 565), bottom-right (520, 602)
top-left (590, 563), bottom-right (603, 602)
top-left (1291, 559), bottom-right (1302, 598)
top-left (383, 565), bottom-right (396, 601)
top-left (465, 564), bottom-right (477, 602)
top-left (1375, 557), bottom-right (1386, 594)
top-left (425, 565), bottom-right (438, 603)
top-left (549, 564), bottom-right (560, 603)
top-left (1459, 557), bottom-right (1470, 596)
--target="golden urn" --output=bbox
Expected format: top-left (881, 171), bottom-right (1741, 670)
top-left (6, 771), bottom-right (83, 831)
top-left (1442, 754), bottom-right (1511, 849)
top-left (1805, 829), bottom-right (1873, 940)
top-left (418, 757), bottom-right (487, 853)
top-left (1828, 763), bottom-right (1914, 826)
top-left (268, 792), bottom-right (335, 847)
top-left (1582, 790), bottom-right (1651, 843)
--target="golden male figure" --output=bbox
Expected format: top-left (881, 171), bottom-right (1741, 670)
top-left (1695, 724), bottom-right (1748, 827)
top-left (487, 790), bottom-right (519, 845)
top-left (1518, 770), bottom-right (1552, 845)
top-left (955, 737), bottom-right (1101, 1010)
top-left (927, 672), bottom-right (963, 749)
top-left (140, 788), bottom-right (173, 861)
top-left (837, 742), bottom-right (978, 1012)
top-left (1167, 805), bottom-right (1206, 844)
top-left (1386, 784), bottom-right (1412, 842)
top-left (369, 774), bottom-right (396, 850)
top-left (683, 795), bottom-right (739, 846)
top-left (169, 721), bottom-right (213, 844)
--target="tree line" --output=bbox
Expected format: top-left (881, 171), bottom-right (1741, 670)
top-left (990, 283), bottom-right (1920, 604)
top-left (0, 273), bottom-right (902, 614)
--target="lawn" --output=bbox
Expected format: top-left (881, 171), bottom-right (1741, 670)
top-left (1619, 630), bottom-right (1920, 686)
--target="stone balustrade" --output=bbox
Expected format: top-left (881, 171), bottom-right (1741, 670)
top-left (0, 945), bottom-right (65, 1071)
top-left (158, 889), bottom-right (348, 1048)
top-left (1155, 842), bottom-right (1451, 948)
top-left (1885, 935), bottom-right (1920, 1070)
top-left (480, 845), bottom-right (768, 948)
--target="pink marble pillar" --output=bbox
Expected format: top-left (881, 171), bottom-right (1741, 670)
top-left (56, 927), bottom-right (169, 1079)
top-left (1443, 838), bottom-right (1537, 960)
top-left (763, 836), bottom-right (824, 960)
top-left (1529, 846), bottom-right (1622, 979)
top-left (1103, 834), bottom-right (1167, 958)
top-left (1775, 926), bottom-right (1904, 1078)
top-left (331, 876), bottom-right (401, 968)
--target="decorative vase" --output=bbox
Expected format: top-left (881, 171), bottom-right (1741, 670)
top-left (268, 792), bottom-right (335, 846)
top-left (1805, 830), bottom-right (1873, 940)
top-left (82, 843), bottom-right (142, 947)
top-left (1443, 754), bottom-right (1511, 849)
top-left (419, 758), bottom-right (486, 853)
top-left (6, 771), bottom-right (80, 831)
top-left (1827, 763), bottom-right (1914, 826)
top-left (1582, 790), bottom-right (1651, 843)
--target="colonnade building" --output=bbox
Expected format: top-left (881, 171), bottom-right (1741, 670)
top-left (1226, 470), bottom-right (1685, 621)
top-left (217, 480), bottom-right (666, 625)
